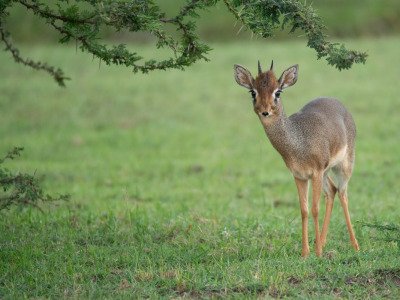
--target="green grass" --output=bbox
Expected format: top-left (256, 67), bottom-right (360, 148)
top-left (1, 37), bottom-right (400, 298)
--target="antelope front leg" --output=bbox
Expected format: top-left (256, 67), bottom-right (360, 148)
top-left (311, 173), bottom-right (323, 257)
top-left (294, 177), bottom-right (309, 257)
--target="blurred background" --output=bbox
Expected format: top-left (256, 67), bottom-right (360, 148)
top-left (5, 0), bottom-right (400, 42)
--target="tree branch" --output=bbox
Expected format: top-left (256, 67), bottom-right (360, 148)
top-left (224, 0), bottom-right (367, 70)
top-left (0, 19), bottom-right (69, 86)
top-left (0, 0), bottom-right (367, 86)
top-left (16, 0), bottom-right (97, 25)
top-left (0, 147), bottom-right (69, 211)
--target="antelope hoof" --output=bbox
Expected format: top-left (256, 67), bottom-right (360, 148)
top-left (353, 240), bottom-right (360, 251)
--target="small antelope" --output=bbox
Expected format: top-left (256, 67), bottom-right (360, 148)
top-left (234, 60), bottom-right (359, 257)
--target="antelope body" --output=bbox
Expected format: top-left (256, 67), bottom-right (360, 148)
top-left (234, 61), bottom-right (359, 257)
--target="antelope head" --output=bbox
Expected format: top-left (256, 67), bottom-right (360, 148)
top-left (234, 60), bottom-right (298, 125)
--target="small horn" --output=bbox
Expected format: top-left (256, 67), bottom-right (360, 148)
top-left (270, 60), bottom-right (274, 70)
top-left (258, 60), bottom-right (262, 74)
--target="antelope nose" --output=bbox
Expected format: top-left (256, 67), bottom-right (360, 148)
top-left (261, 111), bottom-right (269, 116)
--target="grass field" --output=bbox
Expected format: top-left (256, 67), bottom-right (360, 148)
top-left (1, 37), bottom-right (400, 298)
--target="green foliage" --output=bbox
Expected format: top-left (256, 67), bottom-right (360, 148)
top-left (225, 0), bottom-right (367, 70)
top-left (0, 147), bottom-right (69, 211)
top-left (0, 0), bottom-right (367, 86)
top-left (5, 0), bottom-right (400, 42)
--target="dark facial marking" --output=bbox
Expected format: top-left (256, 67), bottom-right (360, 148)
top-left (249, 90), bottom-right (256, 104)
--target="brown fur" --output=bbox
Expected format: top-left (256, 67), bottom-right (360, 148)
top-left (234, 62), bottom-right (359, 257)
top-left (254, 71), bottom-right (278, 96)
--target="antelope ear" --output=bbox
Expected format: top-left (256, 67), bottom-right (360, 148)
top-left (278, 64), bottom-right (298, 89)
top-left (234, 64), bottom-right (254, 90)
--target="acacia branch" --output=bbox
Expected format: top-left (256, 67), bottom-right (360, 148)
top-left (0, 147), bottom-right (69, 211)
top-left (17, 0), bottom-right (97, 24)
top-left (224, 0), bottom-right (367, 70)
top-left (0, 0), bottom-right (367, 85)
top-left (0, 19), bottom-right (69, 86)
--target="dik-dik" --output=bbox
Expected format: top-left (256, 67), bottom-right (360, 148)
top-left (234, 61), bottom-right (359, 257)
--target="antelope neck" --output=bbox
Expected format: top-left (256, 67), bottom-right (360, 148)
top-left (263, 109), bottom-right (303, 161)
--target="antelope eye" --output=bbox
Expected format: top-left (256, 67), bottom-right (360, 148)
top-left (275, 90), bottom-right (282, 98)
top-left (249, 90), bottom-right (256, 102)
